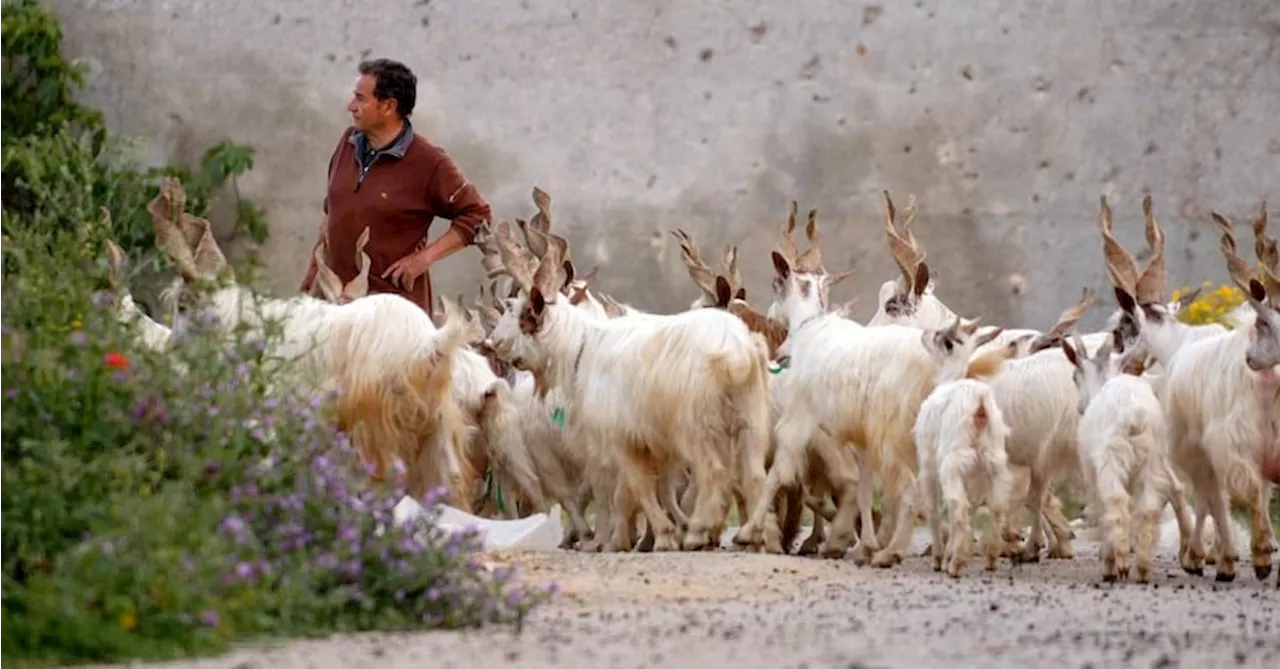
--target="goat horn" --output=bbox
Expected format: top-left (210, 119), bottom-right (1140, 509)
top-left (1211, 211), bottom-right (1257, 292)
top-left (1098, 195), bottom-right (1140, 298)
top-left (778, 200), bottom-right (801, 263)
top-left (795, 208), bottom-right (824, 273)
top-left (1133, 195), bottom-right (1167, 304)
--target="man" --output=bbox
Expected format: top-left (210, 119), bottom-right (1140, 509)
top-left (300, 58), bottom-right (491, 315)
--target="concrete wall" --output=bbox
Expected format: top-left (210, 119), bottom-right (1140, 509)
top-left (49, 0), bottom-right (1280, 329)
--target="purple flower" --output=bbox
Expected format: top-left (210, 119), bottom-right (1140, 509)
top-left (219, 515), bottom-right (247, 535)
top-left (92, 291), bottom-right (116, 308)
top-left (200, 610), bottom-right (220, 627)
top-left (111, 370), bottom-right (129, 383)
top-left (234, 561), bottom-right (255, 580)
top-left (68, 331), bottom-right (87, 346)
top-left (506, 590), bottom-right (525, 607)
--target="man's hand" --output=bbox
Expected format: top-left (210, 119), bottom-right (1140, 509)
top-left (382, 248), bottom-right (432, 291)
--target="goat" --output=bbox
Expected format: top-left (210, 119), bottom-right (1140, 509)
top-left (914, 316), bottom-right (1013, 577)
top-left (486, 216), bottom-right (775, 553)
top-left (146, 177), bottom-right (480, 506)
top-left (741, 211), bottom-right (933, 567)
top-left (1063, 334), bottom-right (1193, 583)
top-left (102, 234), bottom-right (173, 351)
top-left (1126, 206), bottom-right (1279, 582)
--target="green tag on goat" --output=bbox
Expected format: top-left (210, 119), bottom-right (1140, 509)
top-left (551, 406), bottom-right (566, 427)
top-left (767, 356), bottom-right (791, 375)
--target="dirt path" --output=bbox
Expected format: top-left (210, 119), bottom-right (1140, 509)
top-left (86, 531), bottom-right (1279, 669)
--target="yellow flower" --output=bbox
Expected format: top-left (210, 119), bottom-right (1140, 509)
top-left (1175, 282), bottom-right (1245, 327)
top-left (118, 611), bottom-right (138, 632)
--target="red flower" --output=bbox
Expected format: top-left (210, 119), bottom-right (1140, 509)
top-left (103, 352), bottom-right (129, 371)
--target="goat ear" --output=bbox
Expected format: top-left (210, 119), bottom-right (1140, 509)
top-left (1174, 286), bottom-right (1203, 311)
top-left (1249, 278), bottom-right (1268, 304)
top-left (734, 287), bottom-right (747, 301)
top-left (529, 286), bottom-right (547, 316)
top-left (562, 259), bottom-right (576, 291)
top-left (828, 267), bottom-right (856, 287)
top-left (771, 251), bottom-right (791, 280)
top-left (974, 326), bottom-right (1004, 349)
top-left (579, 265), bottom-right (600, 286)
top-left (912, 262), bottom-right (930, 297)
top-left (714, 275), bottom-right (733, 308)
top-left (1114, 285), bottom-right (1137, 314)
top-left (1061, 339), bottom-right (1081, 368)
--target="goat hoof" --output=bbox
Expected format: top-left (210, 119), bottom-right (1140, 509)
top-left (871, 550), bottom-right (902, 568)
top-left (680, 531), bottom-right (709, 551)
top-left (1047, 545), bottom-right (1075, 560)
top-left (821, 544), bottom-right (849, 560)
top-left (1013, 549), bottom-right (1042, 564)
top-left (1254, 563), bottom-right (1273, 581)
top-left (1214, 570), bottom-right (1236, 583)
top-left (1183, 565), bottom-right (1204, 577)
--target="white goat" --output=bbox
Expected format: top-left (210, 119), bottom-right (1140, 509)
top-left (486, 230), bottom-right (774, 553)
top-left (101, 232), bottom-right (173, 351)
top-left (914, 317), bottom-right (1014, 577)
top-left (147, 178), bottom-right (480, 506)
top-left (1139, 210), bottom-right (1280, 582)
top-left (1064, 335), bottom-right (1193, 583)
top-left (741, 240), bottom-right (934, 567)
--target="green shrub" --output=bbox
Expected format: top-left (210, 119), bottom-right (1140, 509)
top-left (1, 0), bottom-right (267, 266)
top-left (2, 213), bottom-right (553, 665)
top-left (1, 1), bottom-right (554, 663)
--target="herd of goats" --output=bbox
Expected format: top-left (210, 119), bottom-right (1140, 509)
top-left (105, 177), bottom-right (1278, 588)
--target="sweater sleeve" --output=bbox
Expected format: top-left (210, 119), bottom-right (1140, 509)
top-left (426, 149), bottom-right (491, 246)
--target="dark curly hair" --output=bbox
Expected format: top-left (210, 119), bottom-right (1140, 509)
top-left (357, 58), bottom-right (417, 118)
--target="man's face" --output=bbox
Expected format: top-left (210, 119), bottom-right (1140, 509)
top-left (347, 74), bottom-right (394, 131)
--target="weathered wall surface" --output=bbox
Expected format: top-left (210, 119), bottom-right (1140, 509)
top-left (49, 0), bottom-right (1280, 329)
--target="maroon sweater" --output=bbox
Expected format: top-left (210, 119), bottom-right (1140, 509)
top-left (300, 122), bottom-right (491, 314)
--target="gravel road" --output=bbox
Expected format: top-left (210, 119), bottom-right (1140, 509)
top-left (90, 529), bottom-right (1279, 669)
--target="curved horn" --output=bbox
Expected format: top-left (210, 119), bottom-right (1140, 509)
top-left (1098, 195), bottom-right (1140, 297)
top-left (777, 201), bottom-right (800, 263)
top-left (794, 208), bottom-right (824, 273)
top-left (1133, 195), bottom-right (1167, 304)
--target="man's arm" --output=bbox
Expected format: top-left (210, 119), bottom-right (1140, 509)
top-left (419, 150), bottom-right (491, 266)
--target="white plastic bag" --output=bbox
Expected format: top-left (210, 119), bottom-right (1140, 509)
top-left (392, 497), bottom-right (564, 552)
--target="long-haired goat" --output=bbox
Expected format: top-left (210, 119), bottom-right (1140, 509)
top-left (742, 212), bottom-right (933, 567)
top-left (147, 178), bottom-right (479, 505)
top-left (102, 234), bottom-right (173, 351)
top-left (1131, 206), bottom-right (1279, 582)
top-left (914, 316), bottom-right (1014, 577)
top-left (486, 219), bottom-right (774, 552)
top-left (1063, 334), bottom-right (1193, 584)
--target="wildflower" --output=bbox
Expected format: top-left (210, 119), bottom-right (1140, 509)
top-left (219, 514), bottom-right (247, 535)
top-left (103, 351), bottom-right (129, 370)
top-left (68, 331), bottom-right (87, 347)
top-left (200, 609), bottom-right (220, 628)
top-left (118, 611), bottom-right (138, 632)
top-left (234, 561), bottom-right (255, 580)
top-left (92, 291), bottom-right (116, 307)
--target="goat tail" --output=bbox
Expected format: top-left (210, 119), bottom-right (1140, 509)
top-left (709, 332), bottom-right (771, 390)
top-left (969, 387), bottom-right (1009, 448)
top-left (966, 342), bottom-right (1017, 380)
